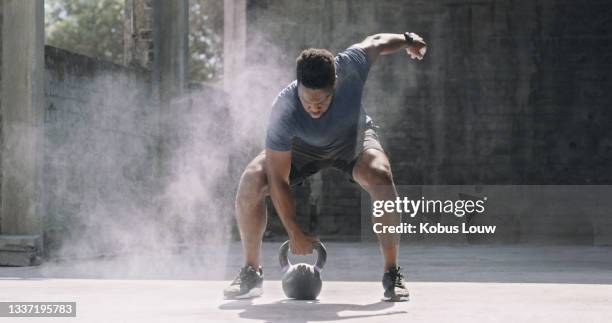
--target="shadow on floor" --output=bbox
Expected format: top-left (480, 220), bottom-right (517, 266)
top-left (219, 299), bottom-right (407, 323)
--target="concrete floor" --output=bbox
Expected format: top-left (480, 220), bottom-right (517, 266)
top-left (1, 242), bottom-right (612, 322)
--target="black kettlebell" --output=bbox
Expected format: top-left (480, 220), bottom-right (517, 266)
top-left (278, 240), bottom-right (327, 300)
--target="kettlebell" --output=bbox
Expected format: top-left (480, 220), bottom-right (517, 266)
top-left (278, 240), bottom-right (327, 300)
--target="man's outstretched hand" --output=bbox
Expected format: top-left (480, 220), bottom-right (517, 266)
top-left (406, 32), bottom-right (427, 60)
top-left (289, 232), bottom-right (320, 255)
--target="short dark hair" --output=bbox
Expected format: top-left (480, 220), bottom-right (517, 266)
top-left (296, 48), bottom-right (336, 89)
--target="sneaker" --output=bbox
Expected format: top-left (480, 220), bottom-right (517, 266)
top-left (382, 265), bottom-right (410, 302)
top-left (223, 265), bottom-right (264, 299)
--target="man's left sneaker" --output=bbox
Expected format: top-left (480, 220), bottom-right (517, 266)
top-left (382, 265), bottom-right (410, 302)
top-left (223, 265), bottom-right (263, 299)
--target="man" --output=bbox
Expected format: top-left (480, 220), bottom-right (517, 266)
top-left (224, 32), bottom-right (427, 301)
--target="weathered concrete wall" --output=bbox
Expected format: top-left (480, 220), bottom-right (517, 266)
top-left (0, 1), bottom-right (45, 265)
top-left (1, 0), bottom-right (45, 236)
top-left (246, 0), bottom-right (612, 243)
top-left (43, 46), bottom-right (236, 257)
top-left (43, 46), bottom-right (159, 257)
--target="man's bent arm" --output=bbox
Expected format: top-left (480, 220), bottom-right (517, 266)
top-left (353, 32), bottom-right (426, 64)
top-left (265, 149), bottom-right (301, 235)
top-left (265, 148), bottom-right (317, 254)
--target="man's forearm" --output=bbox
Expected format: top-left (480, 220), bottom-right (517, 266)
top-left (268, 178), bottom-right (302, 237)
top-left (368, 33), bottom-right (409, 56)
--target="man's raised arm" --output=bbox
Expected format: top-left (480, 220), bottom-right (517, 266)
top-left (352, 32), bottom-right (427, 65)
top-left (265, 148), bottom-right (318, 255)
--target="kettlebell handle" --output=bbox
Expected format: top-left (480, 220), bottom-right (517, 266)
top-left (279, 240), bottom-right (327, 272)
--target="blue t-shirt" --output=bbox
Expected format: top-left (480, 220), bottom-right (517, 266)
top-left (265, 47), bottom-right (371, 158)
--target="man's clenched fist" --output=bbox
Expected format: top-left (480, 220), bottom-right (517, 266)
top-left (406, 32), bottom-right (427, 60)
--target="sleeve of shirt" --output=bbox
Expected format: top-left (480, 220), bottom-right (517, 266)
top-left (336, 46), bottom-right (371, 84)
top-left (265, 97), bottom-right (295, 151)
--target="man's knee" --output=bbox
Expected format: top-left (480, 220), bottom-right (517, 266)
top-left (363, 163), bottom-right (394, 187)
top-left (354, 150), bottom-right (394, 187)
top-left (238, 154), bottom-right (269, 198)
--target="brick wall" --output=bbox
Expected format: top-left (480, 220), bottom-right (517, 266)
top-left (246, 0), bottom-right (612, 241)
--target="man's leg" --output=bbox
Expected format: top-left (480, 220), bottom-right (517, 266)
top-left (235, 152), bottom-right (268, 268)
top-left (224, 152), bottom-right (268, 299)
top-left (352, 148), bottom-right (400, 270)
top-left (352, 148), bottom-right (409, 301)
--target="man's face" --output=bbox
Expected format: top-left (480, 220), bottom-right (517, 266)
top-left (297, 83), bottom-right (334, 119)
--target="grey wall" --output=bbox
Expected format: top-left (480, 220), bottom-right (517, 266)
top-left (2, 0), bottom-right (610, 255)
top-left (43, 46), bottom-right (160, 257)
top-left (42, 46), bottom-right (235, 257)
top-left (245, 0), bottom-right (612, 242)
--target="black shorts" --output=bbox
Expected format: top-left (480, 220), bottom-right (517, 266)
top-left (288, 126), bottom-right (384, 186)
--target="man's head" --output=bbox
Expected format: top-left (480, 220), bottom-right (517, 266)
top-left (296, 48), bottom-right (336, 119)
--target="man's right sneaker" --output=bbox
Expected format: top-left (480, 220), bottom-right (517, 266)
top-left (382, 265), bottom-right (410, 302)
top-left (223, 265), bottom-right (264, 299)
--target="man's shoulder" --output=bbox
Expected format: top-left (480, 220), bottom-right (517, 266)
top-left (272, 80), bottom-right (299, 112)
top-left (337, 46), bottom-right (367, 57)
top-left (335, 47), bottom-right (369, 66)
top-left (278, 80), bottom-right (298, 99)
top-left (266, 81), bottom-right (298, 151)
top-left (335, 47), bottom-right (370, 82)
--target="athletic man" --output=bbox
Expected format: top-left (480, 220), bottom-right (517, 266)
top-left (224, 32), bottom-right (427, 301)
